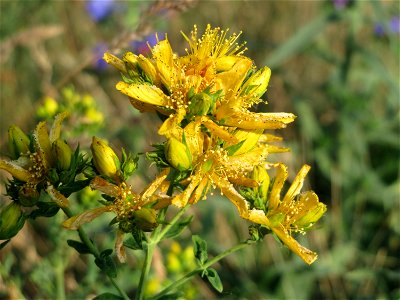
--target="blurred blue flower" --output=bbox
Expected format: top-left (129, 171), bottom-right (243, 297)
top-left (131, 33), bottom-right (165, 55)
top-left (92, 43), bottom-right (109, 71)
top-left (86, 0), bottom-right (116, 22)
top-left (374, 16), bottom-right (400, 37)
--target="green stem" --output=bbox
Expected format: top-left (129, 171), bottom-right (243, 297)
top-left (62, 208), bottom-right (129, 300)
top-left (152, 240), bottom-right (253, 299)
top-left (136, 205), bottom-right (190, 299)
top-left (136, 242), bottom-right (156, 300)
top-left (55, 214), bottom-right (66, 300)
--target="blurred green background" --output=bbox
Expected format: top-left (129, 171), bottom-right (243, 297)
top-left (0, 0), bottom-right (399, 299)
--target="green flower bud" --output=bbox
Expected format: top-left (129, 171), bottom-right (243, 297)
top-left (91, 137), bottom-right (120, 178)
top-left (164, 138), bottom-right (192, 171)
top-left (18, 185), bottom-right (40, 207)
top-left (0, 202), bottom-right (25, 240)
top-left (188, 92), bottom-right (213, 118)
top-left (52, 139), bottom-right (72, 170)
top-left (240, 66), bottom-right (271, 98)
top-left (121, 150), bottom-right (138, 180)
top-left (251, 165), bottom-right (270, 201)
top-left (8, 125), bottom-right (30, 159)
top-left (133, 208), bottom-right (157, 232)
top-left (294, 202), bottom-right (327, 229)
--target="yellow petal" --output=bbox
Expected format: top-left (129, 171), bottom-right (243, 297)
top-left (140, 169), bottom-right (169, 204)
top-left (172, 173), bottom-right (203, 208)
top-left (46, 185), bottom-right (70, 208)
top-left (272, 226), bottom-right (318, 265)
top-left (115, 230), bottom-right (126, 263)
top-left (183, 121), bottom-right (204, 161)
top-left (189, 177), bottom-right (210, 204)
top-left (215, 58), bottom-right (253, 98)
top-left (137, 54), bottom-right (159, 85)
top-left (103, 52), bottom-right (127, 73)
top-left (158, 108), bottom-right (185, 138)
top-left (90, 176), bottom-right (120, 197)
top-left (282, 165), bottom-right (311, 206)
top-left (268, 163), bottom-right (288, 210)
top-left (0, 159), bottom-right (32, 182)
top-left (62, 206), bottom-right (113, 230)
top-left (212, 173), bottom-right (250, 217)
top-left (116, 82), bottom-right (168, 107)
top-left (152, 39), bottom-right (176, 89)
top-left (49, 111), bottom-right (69, 143)
top-left (217, 110), bottom-right (296, 130)
top-left (33, 121), bottom-right (54, 169)
top-left (200, 117), bottom-right (238, 144)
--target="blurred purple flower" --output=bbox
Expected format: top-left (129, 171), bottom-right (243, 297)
top-left (332, 0), bottom-right (349, 10)
top-left (374, 16), bottom-right (400, 37)
top-left (389, 16), bottom-right (400, 34)
top-left (92, 43), bottom-right (109, 71)
top-left (374, 23), bottom-right (385, 37)
top-left (86, 0), bottom-right (115, 22)
top-left (131, 33), bottom-right (165, 55)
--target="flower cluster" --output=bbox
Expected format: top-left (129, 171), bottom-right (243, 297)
top-left (0, 25), bottom-right (326, 266)
top-left (103, 25), bottom-right (327, 264)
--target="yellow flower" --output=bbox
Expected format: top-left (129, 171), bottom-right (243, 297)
top-left (91, 136), bottom-right (120, 178)
top-left (0, 112), bottom-right (70, 208)
top-left (106, 25), bottom-right (295, 138)
top-left (241, 164), bottom-right (326, 265)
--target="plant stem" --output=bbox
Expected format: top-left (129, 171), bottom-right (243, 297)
top-left (151, 240), bottom-right (253, 299)
top-left (136, 241), bottom-right (156, 300)
top-left (136, 205), bottom-right (190, 299)
top-left (61, 207), bottom-right (130, 300)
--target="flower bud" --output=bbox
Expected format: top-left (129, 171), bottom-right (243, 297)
top-left (91, 137), bottom-right (120, 178)
top-left (0, 202), bottom-right (25, 240)
top-left (133, 208), bottom-right (157, 232)
top-left (251, 165), bottom-right (270, 201)
top-left (188, 92), bottom-right (213, 118)
top-left (164, 138), bottom-right (192, 171)
top-left (294, 201), bottom-right (327, 229)
top-left (8, 125), bottom-right (30, 159)
top-left (18, 185), bottom-right (40, 207)
top-left (240, 66), bottom-right (271, 98)
top-left (52, 139), bottom-right (72, 170)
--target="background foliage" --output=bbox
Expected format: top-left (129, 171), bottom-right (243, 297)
top-left (0, 0), bottom-right (399, 299)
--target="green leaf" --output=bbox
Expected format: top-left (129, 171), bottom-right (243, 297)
top-left (95, 249), bottom-right (117, 278)
top-left (93, 293), bottom-right (123, 300)
top-left (163, 215), bottom-right (193, 239)
top-left (205, 268), bottom-right (223, 293)
top-left (225, 140), bottom-right (246, 156)
top-left (28, 201), bottom-right (59, 219)
top-left (124, 229), bottom-right (146, 250)
top-left (67, 239), bottom-right (91, 254)
top-left (192, 235), bottom-right (208, 266)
